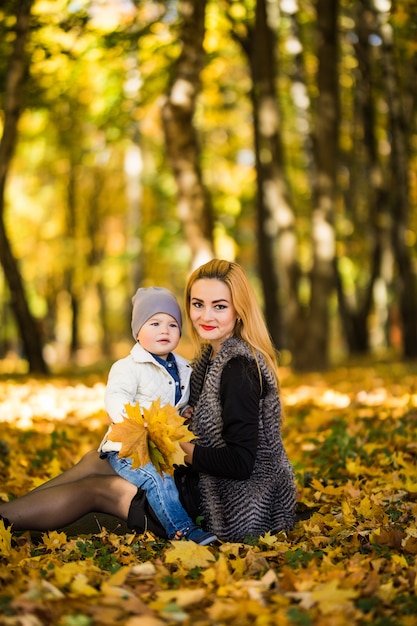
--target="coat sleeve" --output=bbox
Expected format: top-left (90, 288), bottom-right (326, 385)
top-left (104, 358), bottom-right (138, 423)
top-left (191, 357), bottom-right (262, 480)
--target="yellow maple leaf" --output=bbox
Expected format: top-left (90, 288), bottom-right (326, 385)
top-left (164, 540), bottom-right (216, 569)
top-left (310, 579), bottom-right (358, 614)
top-left (0, 518), bottom-right (12, 557)
top-left (53, 560), bottom-right (102, 587)
top-left (41, 530), bottom-right (68, 551)
top-left (258, 531), bottom-right (279, 546)
top-left (107, 404), bottom-right (150, 468)
top-left (107, 399), bottom-right (195, 475)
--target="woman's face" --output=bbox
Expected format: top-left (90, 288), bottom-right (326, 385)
top-left (189, 278), bottom-right (238, 351)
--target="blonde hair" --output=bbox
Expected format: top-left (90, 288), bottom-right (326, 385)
top-left (184, 259), bottom-right (280, 386)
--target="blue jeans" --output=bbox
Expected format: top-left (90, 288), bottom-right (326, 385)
top-left (106, 452), bottom-right (193, 538)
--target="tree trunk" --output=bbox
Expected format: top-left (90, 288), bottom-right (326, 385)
top-left (293, 0), bottom-right (339, 371)
top-left (229, 0), bottom-right (298, 351)
top-left (65, 160), bottom-right (80, 357)
top-left (336, 0), bottom-right (389, 355)
top-left (0, 0), bottom-right (48, 374)
top-left (161, 0), bottom-right (214, 270)
top-left (87, 170), bottom-right (110, 356)
top-left (248, 0), bottom-right (297, 350)
top-left (378, 15), bottom-right (417, 357)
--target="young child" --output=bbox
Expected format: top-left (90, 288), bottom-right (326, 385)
top-left (99, 286), bottom-right (216, 545)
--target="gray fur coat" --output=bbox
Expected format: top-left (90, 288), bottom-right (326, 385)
top-left (189, 337), bottom-right (296, 542)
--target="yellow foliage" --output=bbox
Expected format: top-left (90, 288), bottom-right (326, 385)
top-left (151, 588), bottom-right (206, 609)
top-left (164, 539), bottom-right (215, 569)
top-left (107, 399), bottom-right (195, 475)
top-left (41, 530), bottom-right (68, 550)
top-left (0, 519), bottom-right (12, 557)
top-left (1, 361), bottom-right (417, 623)
top-left (70, 573), bottom-right (100, 596)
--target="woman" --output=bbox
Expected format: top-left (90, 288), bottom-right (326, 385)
top-left (130, 259), bottom-right (296, 541)
top-left (0, 260), bottom-right (296, 542)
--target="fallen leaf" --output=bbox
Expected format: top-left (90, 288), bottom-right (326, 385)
top-left (0, 518), bottom-right (12, 557)
top-left (2, 364), bottom-right (417, 624)
top-left (258, 531), bottom-right (279, 546)
top-left (164, 540), bottom-right (216, 569)
top-left (151, 588), bottom-right (206, 608)
top-left (41, 530), bottom-right (68, 550)
top-left (124, 618), bottom-right (166, 626)
top-left (311, 579), bottom-right (359, 614)
top-left (130, 562), bottom-right (157, 579)
top-left (70, 573), bottom-right (100, 596)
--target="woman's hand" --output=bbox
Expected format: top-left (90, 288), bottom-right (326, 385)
top-left (180, 442), bottom-right (195, 465)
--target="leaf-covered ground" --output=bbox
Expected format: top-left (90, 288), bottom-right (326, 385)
top-left (0, 359), bottom-right (416, 626)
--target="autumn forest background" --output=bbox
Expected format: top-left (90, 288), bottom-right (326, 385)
top-left (1, 0), bottom-right (417, 625)
top-left (1, 0), bottom-right (416, 374)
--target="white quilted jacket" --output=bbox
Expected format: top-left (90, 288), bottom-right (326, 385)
top-left (99, 342), bottom-right (192, 453)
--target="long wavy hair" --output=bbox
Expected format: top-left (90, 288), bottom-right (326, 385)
top-left (184, 259), bottom-right (280, 386)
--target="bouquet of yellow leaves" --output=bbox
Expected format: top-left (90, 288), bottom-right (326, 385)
top-left (107, 399), bottom-right (195, 476)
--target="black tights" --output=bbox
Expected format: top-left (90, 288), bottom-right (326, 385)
top-left (0, 451), bottom-right (137, 531)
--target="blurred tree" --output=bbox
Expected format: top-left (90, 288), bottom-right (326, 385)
top-left (292, 0), bottom-right (339, 370)
top-left (0, 0), bottom-right (48, 373)
top-left (335, 0), bottom-right (389, 355)
top-left (378, 6), bottom-right (417, 357)
top-left (161, 0), bottom-right (215, 270)
top-left (227, 0), bottom-right (296, 351)
top-left (1, 0), bottom-right (416, 373)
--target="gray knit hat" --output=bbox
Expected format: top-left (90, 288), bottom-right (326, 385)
top-left (131, 287), bottom-right (182, 340)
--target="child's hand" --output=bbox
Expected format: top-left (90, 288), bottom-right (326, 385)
top-left (181, 406), bottom-right (194, 420)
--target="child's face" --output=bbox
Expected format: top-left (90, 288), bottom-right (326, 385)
top-left (137, 313), bottom-right (180, 359)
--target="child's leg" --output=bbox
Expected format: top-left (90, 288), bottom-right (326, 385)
top-left (106, 453), bottom-right (193, 538)
top-left (0, 474), bottom-right (137, 531)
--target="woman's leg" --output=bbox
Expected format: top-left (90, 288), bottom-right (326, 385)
top-left (0, 474), bottom-right (138, 531)
top-left (32, 450), bottom-right (116, 492)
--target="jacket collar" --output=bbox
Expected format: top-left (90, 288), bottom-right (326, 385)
top-left (130, 342), bottom-right (162, 364)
